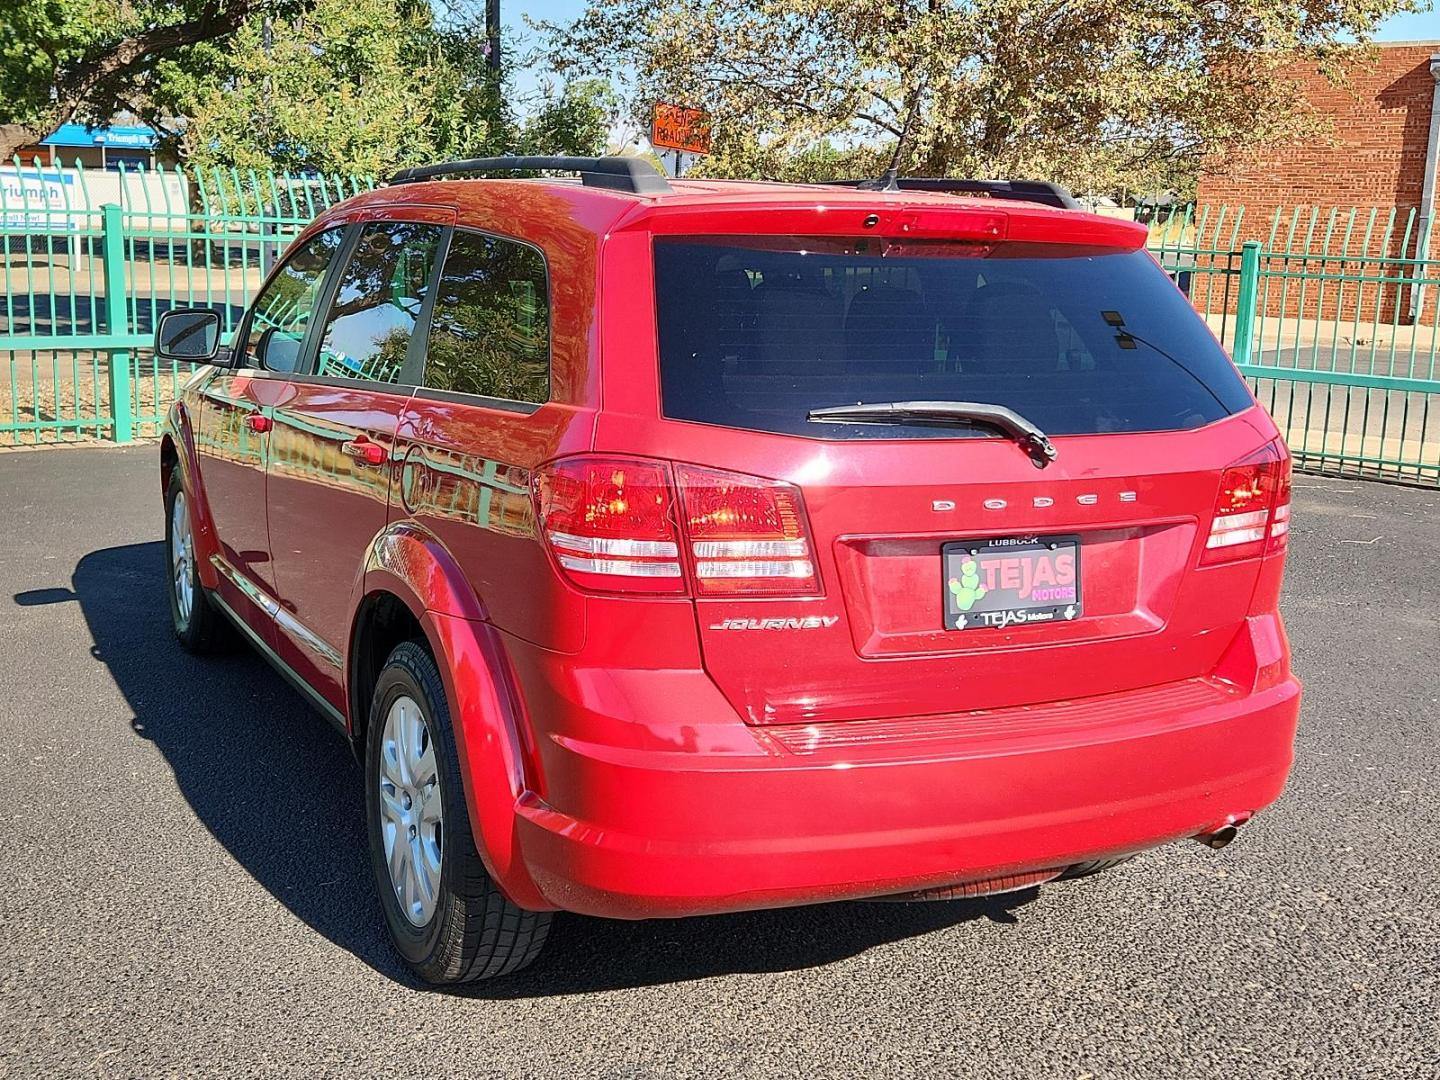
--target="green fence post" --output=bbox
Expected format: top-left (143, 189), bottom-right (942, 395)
top-left (1232, 239), bottom-right (1262, 368)
top-left (101, 202), bottom-right (132, 443)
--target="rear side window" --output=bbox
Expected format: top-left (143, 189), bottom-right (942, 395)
top-left (654, 237), bottom-right (1253, 439)
top-left (315, 222), bottom-right (444, 384)
top-left (422, 230), bottom-right (550, 405)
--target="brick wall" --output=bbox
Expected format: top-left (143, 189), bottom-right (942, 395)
top-left (1196, 43), bottom-right (1440, 325)
top-left (1199, 43), bottom-right (1439, 220)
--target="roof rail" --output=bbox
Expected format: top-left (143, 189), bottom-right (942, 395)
top-left (387, 155), bottom-right (673, 195)
top-left (821, 173), bottom-right (1081, 211)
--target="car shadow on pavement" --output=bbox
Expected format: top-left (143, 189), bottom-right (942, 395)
top-left (45, 540), bottom-right (1041, 996)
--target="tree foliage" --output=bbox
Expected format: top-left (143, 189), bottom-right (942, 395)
top-left (0, 0), bottom-right (309, 160)
top-left (181, 0), bottom-right (621, 178)
top-left (545, 0), bottom-right (1421, 193)
top-left (181, 0), bottom-right (492, 175)
top-left (2, 0), bottom-right (620, 174)
top-left (514, 79), bottom-right (621, 158)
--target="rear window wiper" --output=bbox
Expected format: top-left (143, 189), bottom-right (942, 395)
top-left (807, 400), bottom-right (1058, 469)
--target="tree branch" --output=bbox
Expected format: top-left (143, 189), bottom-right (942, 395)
top-left (56, 1), bottom-right (265, 122)
top-left (116, 94), bottom-right (184, 149)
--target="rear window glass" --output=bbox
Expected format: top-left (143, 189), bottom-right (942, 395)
top-left (654, 237), bottom-right (1252, 439)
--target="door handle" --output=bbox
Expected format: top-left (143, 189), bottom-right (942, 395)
top-left (341, 436), bottom-right (388, 466)
top-left (244, 413), bottom-right (272, 433)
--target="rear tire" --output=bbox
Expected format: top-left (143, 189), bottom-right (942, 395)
top-left (164, 471), bottom-right (233, 654)
top-left (365, 640), bottom-right (552, 983)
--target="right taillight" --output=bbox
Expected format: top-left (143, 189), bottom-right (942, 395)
top-left (1267, 452), bottom-right (1292, 554)
top-left (675, 464), bottom-right (819, 596)
top-left (1202, 442), bottom-right (1292, 565)
top-left (533, 456), bottom-right (819, 597)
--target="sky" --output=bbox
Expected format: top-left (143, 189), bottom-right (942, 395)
top-left (1375, 9), bottom-right (1440, 39)
top-left (503, 0), bottom-right (584, 33)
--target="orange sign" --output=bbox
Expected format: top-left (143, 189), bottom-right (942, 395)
top-left (651, 103), bottom-right (712, 155)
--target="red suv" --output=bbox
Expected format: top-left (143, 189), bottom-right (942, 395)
top-left (156, 156), bottom-right (1301, 983)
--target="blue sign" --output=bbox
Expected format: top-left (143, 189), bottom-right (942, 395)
top-left (42, 122), bottom-right (158, 149)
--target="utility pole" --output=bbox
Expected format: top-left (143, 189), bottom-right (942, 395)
top-left (260, 14), bottom-right (276, 275)
top-left (260, 16), bottom-right (274, 148)
top-left (486, 0), bottom-right (501, 77)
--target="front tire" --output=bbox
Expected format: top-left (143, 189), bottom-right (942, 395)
top-left (365, 640), bottom-right (552, 983)
top-left (164, 471), bottom-right (232, 654)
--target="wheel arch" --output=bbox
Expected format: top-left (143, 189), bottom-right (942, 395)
top-left (348, 589), bottom-right (428, 751)
top-left (160, 403), bottom-right (222, 590)
top-left (160, 434), bottom-right (179, 496)
top-left (350, 524), bottom-right (550, 911)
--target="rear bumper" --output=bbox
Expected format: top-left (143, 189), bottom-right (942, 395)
top-left (509, 665), bottom-right (1301, 919)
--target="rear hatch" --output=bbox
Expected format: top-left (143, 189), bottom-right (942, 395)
top-left (647, 215), bottom-right (1286, 725)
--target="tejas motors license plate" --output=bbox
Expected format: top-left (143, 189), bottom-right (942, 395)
top-left (942, 536), bottom-right (1081, 631)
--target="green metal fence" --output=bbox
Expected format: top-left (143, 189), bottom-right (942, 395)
top-left (1, 159), bottom-right (371, 446)
top-left (1151, 205), bottom-right (1440, 485)
top-left (3, 170), bottom-right (1439, 485)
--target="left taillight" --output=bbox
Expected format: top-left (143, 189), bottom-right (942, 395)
top-left (1201, 442), bottom-right (1292, 565)
top-left (532, 456), bottom-right (685, 593)
top-left (533, 456), bottom-right (820, 597)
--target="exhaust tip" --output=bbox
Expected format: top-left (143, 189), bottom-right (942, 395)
top-left (1193, 824), bottom-right (1239, 850)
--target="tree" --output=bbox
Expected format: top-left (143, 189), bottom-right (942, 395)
top-left (1, 0), bottom-right (618, 174)
top-left (180, 0), bottom-right (495, 176)
top-left (543, 0), bottom-right (1421, 192)
top-left (0, 0), bottom-right (312, 161)
top-left (181, 4), bottom-right (617, 176)
top-left (515, 79), bottom-right (621, 157)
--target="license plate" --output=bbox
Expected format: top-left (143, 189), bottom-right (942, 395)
top-left (942, 536), bottom-right (1082, 631)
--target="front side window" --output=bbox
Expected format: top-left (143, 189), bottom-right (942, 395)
top-left (241, 227), bottom-right (347, 373)
top-left (655, 237), bottom-right (1253, 439)
top-left (422, 230), bottom-right (550, 405)
top-left (314, 222), bottom-right (445, 385)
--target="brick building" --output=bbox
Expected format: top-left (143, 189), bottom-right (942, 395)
top-left (1198, 42), bottom-right (1439, 216)
top-left (1196, 42), bottom-right (1440, 325)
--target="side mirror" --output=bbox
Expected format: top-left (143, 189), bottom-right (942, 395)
top-left (156, 308), bottom-right (223, 364)
top-left (254, 325), bottom-right (305, 374)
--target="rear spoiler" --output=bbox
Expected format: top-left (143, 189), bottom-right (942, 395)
top-left (819, 175), bottom-right (1081, 211)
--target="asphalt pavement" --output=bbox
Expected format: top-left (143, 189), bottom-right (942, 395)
top-left (0, 445), bottom-right (1436, 1078)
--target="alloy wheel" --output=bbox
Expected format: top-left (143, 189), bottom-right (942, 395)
top-left (378, 695), bottom-right (443, 927)
top-left (171, 491), bottom-right (194, 628)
